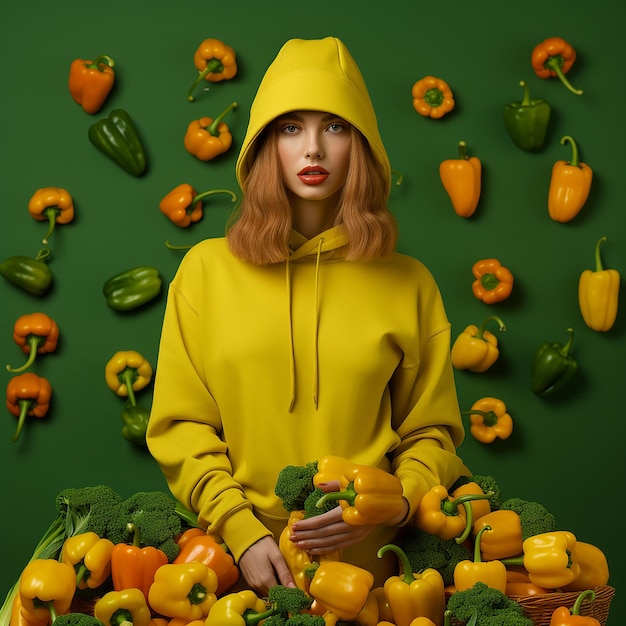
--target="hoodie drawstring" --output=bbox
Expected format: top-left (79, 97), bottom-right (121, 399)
top-left (286, 236), bottom-right (325, 412)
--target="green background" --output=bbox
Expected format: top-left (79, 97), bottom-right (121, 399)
top-left (1, 1), bottom-right (624, 622)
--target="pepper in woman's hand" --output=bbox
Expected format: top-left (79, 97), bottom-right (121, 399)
top-left (471, 259), bottom-right (514, 304)
top-left (451, 316), bottom-right (506, 373)
top-left (184, 101), bottom-right (238, 161)
top-left (27, 187), bottom-right (75, 245)
top-left (187, 39), bottom-right (237, 102)
top-left (88, 109), bottom-right (147, 176)
top-left (578, 236), bottom-right (619, 332)
top-left (6, 372), bottom-right (52, 443)
top-left (462, 396), bottom-right (513, 444)
top-left (411, 76), bottom-right (455, 119)
top-left (548, 135), bottom-right (592, 223)
top-left (68, 54), bottom-right (115, 114)
top-left (531, 37), bottom-right (583, 95)
top-left (160, 185), bottom-right (237, 228)
top-left (439, 141), bottom-right (481, 218)
top-left (503, 80), bottom-right (551, 151)
top-left (531, 328), bottom-right (578, 397)
top-left (7, 312), bottom-right (59, 373)
top-left (0, 248), bottom-right (53, 297)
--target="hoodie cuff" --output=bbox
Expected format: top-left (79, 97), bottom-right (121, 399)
top-left (213, 507), bottom-right (273, 562)
top-left (399, 473), bottom-right (433, 524)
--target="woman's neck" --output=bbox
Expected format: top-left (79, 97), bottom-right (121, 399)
top-left (289, 194), bottom-right (338, 239)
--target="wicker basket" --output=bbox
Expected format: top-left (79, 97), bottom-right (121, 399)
top-left (447, 585), bottom-right (615, 626)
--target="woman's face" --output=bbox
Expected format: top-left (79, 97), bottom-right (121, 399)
top-left (275, 111), bottom-right (352, 207)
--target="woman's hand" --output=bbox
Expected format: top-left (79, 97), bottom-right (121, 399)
top-left (238, 536), bottom-right (296, 596)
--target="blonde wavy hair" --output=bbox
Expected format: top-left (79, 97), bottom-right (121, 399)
top-left (226, 123), bottom-right (397, 265)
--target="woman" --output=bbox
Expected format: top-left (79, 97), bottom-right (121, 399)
top-left (147, 37), bottom-right (469, 594)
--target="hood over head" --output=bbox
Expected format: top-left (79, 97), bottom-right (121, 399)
top-left (235, 37), bottom-right (391, 193)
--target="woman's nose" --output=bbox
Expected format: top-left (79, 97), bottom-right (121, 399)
top-left (305, 132), bottom-right (323, 159)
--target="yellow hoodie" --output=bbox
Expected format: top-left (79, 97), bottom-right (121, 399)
top-left (147, 37), bottom-right (468, 572)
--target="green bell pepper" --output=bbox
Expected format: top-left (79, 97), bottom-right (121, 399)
top-left (503, 80), bottom-right (551, 152)
top-left (121, 404), bottom-right (150, 447)
top-left (88, 109), bottom-right (147, 176)
top-left (531, 327), bottom-right (578, 397)
top-left (0, 248), bottom-right (52, 296)
top-left (103, 266), bottom-right (162, 311)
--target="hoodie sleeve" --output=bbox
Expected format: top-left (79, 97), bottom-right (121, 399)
top-left (388, 274), bottom-right (470, 519)
top-left (146, 254), bottom-right (272, 561)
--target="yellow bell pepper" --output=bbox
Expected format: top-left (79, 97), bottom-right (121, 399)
top-left (61, 531), bottom-right (115, 590)
top-left (279, 510), bottom-right (315, 593)
top-left (104, 350), bottom-right (153, 400)
top-left (450, 316), bottom-right (506, 373)
top-left (578, 236), bottom-right (620, 332)
top-left (94, 588), bottom-right (152, 626)
top-left (18, 559), bottom-right (76, 624)
top-left (148, 562), bottom-right (218, 620)
top-left (562, 541), bottom-right (609, 591)
top-left (472, 509), bottom-right (524, 560)
top-left (308, 561), bottom-right (374, 621)
top-left (452, 526), bottom-right (507, 593)
top-left (205, 590), bottom-right (272, 626)
top-left (377, 544), bottom-right (445, 626)
top-left (323, 592), bottom-right (379, 626)
top-left (502, 531), bottom-right (581, 589)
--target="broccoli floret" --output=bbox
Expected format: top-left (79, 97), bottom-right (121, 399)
top-left (53, 614), bottom-right (105, 626)
top-left (303, 486), bottom-right (339, 518)
top-left (107, 491), bottom-right (183, 561)
top-left (267, 585), bottom-right (314, 616)
top-left (446, 582), bottom-right (533, 626)
top-left (275, 462), bottom-right (319, 512)
top-left (398, 526), bottom-right (471, 586)
top-left (500, 497), bottom-right (557, 541)
top-left (449, 474), bottom-right (502, 511)
top-left (286, 616), bottom-right (326, 626)
top-left (263, 617), bottom-right (287, 626)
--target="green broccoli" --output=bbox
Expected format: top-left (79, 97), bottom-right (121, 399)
top-left (107, 491), bottom-right (183, 561)
top-left (303, 486), bottom-right (338, 518)
top-left (267, 585), bottom-right (314, 616)
top-left (449, 474), bottom-right (503, 511)
top-left (398, 526), bottom-right (471, 586)
top-left (52, 614), bottom-right (105, 626)
top-left (499, 497), bottom-right (557, 540)
top-left (446, 582), bottom-right (533, 626)
top-left (275, 462), bottom-right (319, 512)
top-left (285, 616), bottom-right (326, 626)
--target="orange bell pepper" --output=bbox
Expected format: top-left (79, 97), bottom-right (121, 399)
top-left (159, 185), bottom-right (237, 228)
top-left (439, 141), bottom-right (481, 218)
top-left (453, 525), bottom-right (507, 593)
top-left (462, 396), bottom-right (513, 444)
top-left (110, 523), bottom-right (169, 600)
top-left (6, 372), bottom-right (52, 443)
top-left (549, 589), bottom-right (600, 626)
top-left (173, 531), bottom-right (240, 596)
top-left (411, 76), bottom-right (455, 119)
top-left (187, 39), bottom-right (237, 102)
top-left (7, 312), bottom-right (59, 373)
top-left (531, 36), bottom-right (583, 95)
top-left (68, 54), bottom-right (115, 113)
top-left (578, 236), bottom-right (620, 332)
top-left (471, 259), bottom-right (514, 304)
top-left (450, 316), bottom-right (506, 373)
top-left (184, 101), bottom-right (238, 161)
top-left (27, 187), bottom-right (75, 245)
top-left (548, 135), bottom-right (593, 223)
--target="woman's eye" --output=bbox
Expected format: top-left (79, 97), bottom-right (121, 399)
top-left (328, 122), bottom-right (347, 133)
top-left (282, 124), bottom-right (299, 134)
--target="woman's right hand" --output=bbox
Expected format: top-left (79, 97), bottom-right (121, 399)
top-left (238, 536), bottom-right (296, 596)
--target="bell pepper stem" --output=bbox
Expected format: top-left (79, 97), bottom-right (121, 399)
top-left (560, 328), bottom-right (575, 357)
top-left (315, 483), bottom-right (357, 509)
top-left (461, 409), bottom-right (498, 427)
top-left (11, 398), bottom-right (35, 442)
top-left (109, 609), bottom-right (134, 626)
top-left (6, 335), bottom-right (44, 373)
top-left (35, 248), bottom-right (52, 262)
top-left (191, 188), bottom-right (237, 208)
top-left (119, 368), bottom-right (138, 407)
top-left (41, 207), bottom-right (61, 244)
top-left (75, 562), bottom-right (89, 588)
top-left (88, 54), bottom-right (115, 70)
top-left (572, 589), bottom-right (596, 615)
top-left (544, 55), bottom-right (583, 95)
top-left (457, 140), bottom-right (468, 160)
top-left (561, 135), bottom-right (581, 167)
top-left (377, 543), bottom-right (414, 584)
top-left (207, 101), bottom-right (238, 137)
top-left (475, 316), bottom-right (506, 341)
top-left (519, 80), bottom-right (531, 106)
top-left (593, 236), bottom-right (607, 271)
top-left (165, 240), bottom-right (195, 250)
top-left (473, 524), bottom-right (490, 562)
top-left (187, 58), bottom-right (225, 102)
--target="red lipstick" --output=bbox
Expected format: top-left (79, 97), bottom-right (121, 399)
top-left (297, 165), bottom-right (330, 185)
